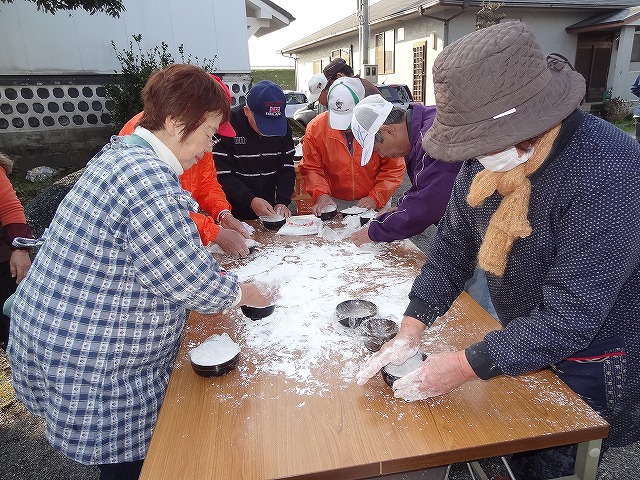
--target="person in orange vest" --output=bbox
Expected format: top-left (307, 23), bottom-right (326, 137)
top-left (119, 75), bottom-right (251, 258)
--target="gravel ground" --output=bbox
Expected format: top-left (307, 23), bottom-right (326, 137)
top-left (1, 175), bottom-right (638, 480)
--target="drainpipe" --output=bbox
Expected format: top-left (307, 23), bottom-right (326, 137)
top-left (280, 52), bottom-right (298, 89)
top-left (362, 0), bottom-right (369, 65)
top-left (419, 0), bottom-right (470, 46)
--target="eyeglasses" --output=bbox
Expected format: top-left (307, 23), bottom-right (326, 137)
top-left (546, 53), bottom-right (576, 72)
top-left (201, 123), bottom-right (221, 147)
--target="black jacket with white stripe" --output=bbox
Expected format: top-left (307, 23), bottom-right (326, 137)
top-left (213, 105), bottom-right (295, 220)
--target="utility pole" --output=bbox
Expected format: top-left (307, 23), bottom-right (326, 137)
top-left (357, 0), bottom-right (370, 69)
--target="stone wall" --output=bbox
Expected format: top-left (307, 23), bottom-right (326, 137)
top-left (0, 127), bottom-right (113, 174)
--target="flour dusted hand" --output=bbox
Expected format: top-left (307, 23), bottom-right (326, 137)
top-left (393, 351), bottom-right (478, 401)
top-left (356, 316), bottom-right (426, 385)
top-left (214, 228), bottom-right (250, 258)
top-left (356, 337), bottom-right (418, 385)
top-left (312, 194), bottom-right (337, 217)
top-left (356, 196), bottom-right (377, 210)
top-left (251, 197), bottom-right (276, 217)
top-left (239, 281), bottom-right (279, 308)
top-left (274, 203), bottom-right (292, 218)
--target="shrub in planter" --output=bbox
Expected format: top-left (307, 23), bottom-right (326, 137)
top-left (604, 96), bottom-right (633, 122)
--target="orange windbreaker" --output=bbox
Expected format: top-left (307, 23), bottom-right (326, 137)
top-left (119, 113), bottom-right (231, 245)
top-left (0, 167), bottom-right (30, 263)
top-left (299, 112), bottom-right (405, 208)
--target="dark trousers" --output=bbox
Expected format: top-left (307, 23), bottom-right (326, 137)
top-left (0, 260), bottom-right (18, 350)
top-left (98, 460), bottom-right (144, 480)
top-left (508, 444), bottom-right (577, 479)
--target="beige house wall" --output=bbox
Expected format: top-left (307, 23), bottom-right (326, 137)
top-left (290, 10), bottom-right (638, 107)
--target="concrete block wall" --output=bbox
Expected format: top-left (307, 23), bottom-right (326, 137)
top-left (0, 73), bottom-right (252, 174)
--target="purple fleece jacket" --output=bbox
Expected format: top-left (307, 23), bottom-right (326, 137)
top-left (367, 104), bottom-right (461, 242)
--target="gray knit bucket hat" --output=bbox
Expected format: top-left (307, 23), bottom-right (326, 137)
top-left (422, 22), bottom-right (586, 162)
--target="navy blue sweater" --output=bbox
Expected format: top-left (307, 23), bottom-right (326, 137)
top-left (405, 111), bottom-right (640, 447)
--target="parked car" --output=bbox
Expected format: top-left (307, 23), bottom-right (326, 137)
top-left (292, 83), bottom-right (413, 128)
top-left (376, 83), bottom-right (413, 109)
top-left (284, 90), bottom-right (309, 118)
top-left (293, 101), bottom-right (325, 127)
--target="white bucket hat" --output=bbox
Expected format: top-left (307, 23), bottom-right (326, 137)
top-left (423, 22), bottom-right (585, 162)
top-left (351, 94), bottom-right (393, 166)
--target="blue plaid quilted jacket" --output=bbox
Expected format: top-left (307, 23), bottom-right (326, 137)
top-left (8, 136), bottom-right (240, 464)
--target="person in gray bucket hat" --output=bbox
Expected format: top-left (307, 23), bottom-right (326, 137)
top-left (357, 21), bottom-right (640, 479)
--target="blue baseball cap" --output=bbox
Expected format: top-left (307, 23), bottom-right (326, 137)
top-left (246, 80), bottom-right (287, 136)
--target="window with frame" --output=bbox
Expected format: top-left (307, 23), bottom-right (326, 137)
top-left (331, 48), bottom-right (352, 66)
top-left (412, 42), bottom-right (426, 103)
top-left (375, 30), bottom-right (395, 74)
top-left (631, 27), bottom-right (640, 63)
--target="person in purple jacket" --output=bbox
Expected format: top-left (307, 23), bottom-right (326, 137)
top-left (349, 94), bottom-right (461, 246)
top-left (351, 95), bottom-right (497, 318)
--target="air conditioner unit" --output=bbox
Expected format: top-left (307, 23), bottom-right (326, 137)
top-left (361, 64), bottom-right (378, 83)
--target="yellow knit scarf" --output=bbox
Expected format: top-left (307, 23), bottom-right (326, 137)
top-left (466, 125), bottom-right (561, 277)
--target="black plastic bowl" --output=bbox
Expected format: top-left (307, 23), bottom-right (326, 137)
top-left (336, 299), bottom-right (377, 328)
top-left (320, 205), bottom-right (337, 221)
top-left (191, 352), bottom-right (240, 378)
top-left (360, 317), bottom-right (399, 352)
top-left (260, 215), bottom-right (286, 231)
top-left (340, 206), bottom-right (367, 217)
top-left (359, 211), bottom-right (376, 226)
top-left (381, 351), bottom-right (428, 388)
top-left (241, 304), bottom-right (276, 320)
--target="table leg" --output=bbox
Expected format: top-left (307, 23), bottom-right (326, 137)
top-left (546, 439), bottom-right (603, 480)
top-left (572, 439), bottom-right (603, 480)
top-left (468, 440), bottom-right (603, 480)
top-left (467, 461), bottom-right (490, 480)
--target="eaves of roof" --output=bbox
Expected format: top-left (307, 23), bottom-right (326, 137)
top-left (260, 0), bottom-right (296, 22)
top-left (566, 6), bottom-right (640, 31)
top-left (280, 0), bottom-right (640, 54)
top-left (435, 0), bottom-right (640, 7)
top-left (280, 2), bottom-right (423, 53)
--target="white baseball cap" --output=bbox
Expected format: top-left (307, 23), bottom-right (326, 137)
top-left (351, 94), bottom-right (393, 166)
top-left (327, 77), bottom-right (365, 131)
top-left (307, 73), bottom-right (327, 103)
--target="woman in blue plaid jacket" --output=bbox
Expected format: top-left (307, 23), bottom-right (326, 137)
top-left (8, 64), bottom-right (276, 480)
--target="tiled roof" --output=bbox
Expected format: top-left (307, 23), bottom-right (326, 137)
top-left (567, 5), bottom-right (640, 29)
top-left (280, 0), bottom-right (640, 53)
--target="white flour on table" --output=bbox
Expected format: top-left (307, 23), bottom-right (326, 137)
top-left (207, 240), bottom-right (416, 396)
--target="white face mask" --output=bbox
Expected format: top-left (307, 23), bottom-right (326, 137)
top-left (477, 146), bottom-right (534, 172)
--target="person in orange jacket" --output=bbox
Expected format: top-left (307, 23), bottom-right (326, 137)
top-left (0, 153), bottom-right (33, 350)
top-left (119, 77), bottom-right (251, 258)
top-left (299, 77), bottom-right (405, 216)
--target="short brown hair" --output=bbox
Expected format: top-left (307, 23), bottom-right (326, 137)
top-left (139, 64), bottom-right (230, 140)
